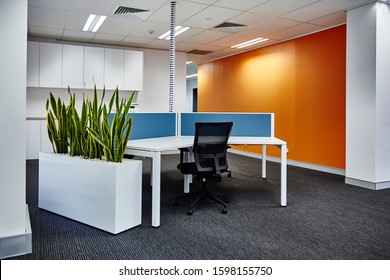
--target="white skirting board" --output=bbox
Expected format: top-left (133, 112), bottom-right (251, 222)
top-left (0, 205), bottom-right (32, 259)
top-left (345, 177), bottom-right (390, 190)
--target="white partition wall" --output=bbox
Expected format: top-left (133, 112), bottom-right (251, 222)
top-left (0, 0), bottom-right (32, 259)
top-left (346, 2), bottom-right (390, 190)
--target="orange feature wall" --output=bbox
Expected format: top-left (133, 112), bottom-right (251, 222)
top-left (198, 25), bottom-right (346, 170)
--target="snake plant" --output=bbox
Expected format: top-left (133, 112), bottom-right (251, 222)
top-left (46, 85), bottom-right (135, 163)
top-left (88, 87), bottom-right (135, 162)
top-left (46, 92), bottom-right (69, 154)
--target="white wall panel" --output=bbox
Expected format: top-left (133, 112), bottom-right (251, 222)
top-left (39, 42), bottom-right (62, 88)
top-left (62, 45), bottom-right (84, 89)
top-left (84, 46), bottom-right (104, 89)
top-left (104, 48), bottom-right (124, 90)
top-left (124, 50), bottom-right (144, 91)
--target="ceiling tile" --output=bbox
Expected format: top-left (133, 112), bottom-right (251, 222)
top-left (28, 6), bottom-right (68, 29)
top-left (186, 0), bottom-right (219, 4)
top-left (268, 22), bottom-right (325, 40)
top-left (69, 0), bottom-right (120, 15)
top-left (228, 11), bottom-right (273, 26)
top-left (185, 30), bottom-right (231, 44)
top-left (280, 0), bottom-right (366, 22)
top-left (117, 0), bottom-right (167, 11)
top-left (309, 11), bottom-right (346, 27)
top-left (65, 11), bottom-right (90, 31)
top-left (119, 36), bottom-right (154, 47)
top-left (129, 21), bottom-right (170, 38)
top-left (240, 17), bottom-right (302, 36)
top-left (181, 6), bottom-right (243, 29)
top-left (320, 0), bottom-right (375, 11)
top-left (250, 0), bottom-right (319, 16)
top-left (91, 33), bottom-right (126, 45)
top-left (176, 42), bottom-right (223, 52)
top-left (98, 17), bottom-right (142, 36)
top-left (209, 33), bottom-right (262, 47)
top-left (144, 39), bottom-right (170, 50)
top-left (147, 1), bottom-right (208, 24)
top-left (175, 28), bottom-right (205, 42)
top-left (214, 0), bottom-right (269, 11)
top-left (28, 0), bottom-right (71, 10)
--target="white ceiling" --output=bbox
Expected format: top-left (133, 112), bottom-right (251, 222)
top-left (28, 0), bottom-right (376, 64)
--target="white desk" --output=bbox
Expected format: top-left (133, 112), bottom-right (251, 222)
top-left (125, 136), bottom-right (287, 227)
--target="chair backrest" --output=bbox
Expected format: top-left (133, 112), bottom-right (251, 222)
top-left (193, 122), bottom-right (233, 175)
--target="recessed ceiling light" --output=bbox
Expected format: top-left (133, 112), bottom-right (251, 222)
top-left (186, 61), bottom-right (193, 64)
top-left (82, 14), bottom-right (107, 32)
top-left (158, 26), bottom-right (190, 40)
top-left (231, 37), bottom-right (269, 49)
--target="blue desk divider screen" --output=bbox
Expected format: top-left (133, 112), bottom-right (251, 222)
top-left (110, 113), bottom-right (177, 140)
top-left (180, 113), bottom-right (273, 137)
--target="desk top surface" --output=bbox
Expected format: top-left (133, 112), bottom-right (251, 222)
top-left (126, 136), bottom-right (286, 152)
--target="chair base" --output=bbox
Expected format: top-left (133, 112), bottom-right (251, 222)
top-left (173, 180), bottom-right (228, 215)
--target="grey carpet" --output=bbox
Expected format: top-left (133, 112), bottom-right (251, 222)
top-left (9, 153), bottom-right (390, 260)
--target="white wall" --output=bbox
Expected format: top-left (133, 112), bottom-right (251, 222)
top-left (26, 44), bottom-right (188, 117)
top-left (0, 0), bottom-right (31, 258)
top-left (137, 48), bottom-right (187, 112)
top-left (346, 2), bottom-right (390, 190)
top-left (375, 3), bottom-right (390, 182)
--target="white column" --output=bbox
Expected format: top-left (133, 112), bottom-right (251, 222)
top-left (346, 2), bottom-right (390, 190)
top-left (0, 0), bottom-right (32, 258)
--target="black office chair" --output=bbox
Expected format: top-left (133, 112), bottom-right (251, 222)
top-left (173, 122), bottom-right (233, 215)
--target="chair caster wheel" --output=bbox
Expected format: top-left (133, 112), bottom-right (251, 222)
top-left (222, 208), bottom-right (228, 214)
top-left (228, 174), bottom-right (232, 178)
top-left (187, 209), bottom-right (193, 215)
top-left (172, 200), bottom-right (178, 205)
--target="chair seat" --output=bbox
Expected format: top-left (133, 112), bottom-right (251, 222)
top-left (178, 162), bottom-right (214, 176)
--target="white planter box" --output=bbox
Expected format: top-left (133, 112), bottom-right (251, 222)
top-left (38, 153), bottom-right (142, 234)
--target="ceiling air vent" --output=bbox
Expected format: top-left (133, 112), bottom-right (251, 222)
top-left (187, 49), bottom-right (213, 55)
top-left (213, 22), bottom-right (246, 32)
top-left (112, 6), bottom-right (153, 20)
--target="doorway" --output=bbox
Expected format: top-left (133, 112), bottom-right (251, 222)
top-left (192, 88), bottom-right (198, 112)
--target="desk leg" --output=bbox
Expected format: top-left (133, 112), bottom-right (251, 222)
top-left (125, 148), bottom-right (162, 228)
top-left (262, 145), bottom-right (267, 179)
top-left (183, 149), bottom-right (192, 193)
top-left (280, 144), bottom-right (287, 206)
top-left (184, 176), bottom-right (191, 193)
top-left (151, 152), bottom-right (161, 227)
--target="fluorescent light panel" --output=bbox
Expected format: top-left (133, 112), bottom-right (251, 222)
top-left (186, 73), bottom-right (198, 79)
top-left (231, 37), bottom-right (269, 49)
top-left (158, 26), bottom-right (190, 40)
top-left (83, 14), bottom-right (107, 32)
